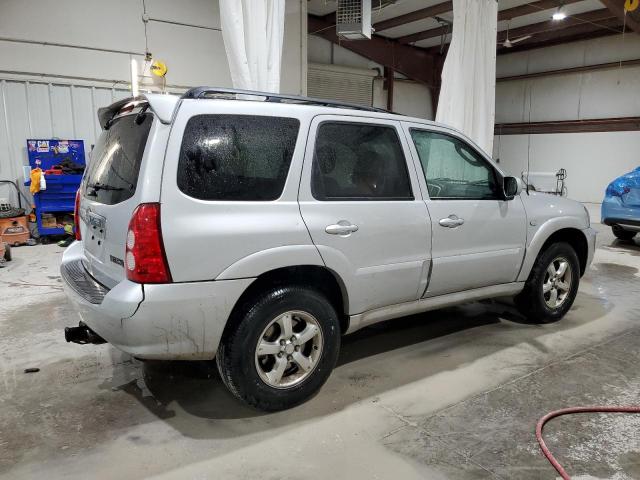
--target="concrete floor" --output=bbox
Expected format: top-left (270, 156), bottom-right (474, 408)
top-left (1, 220), bottom-right (640, 479)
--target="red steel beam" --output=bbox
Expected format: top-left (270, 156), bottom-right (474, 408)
top-left (308, 15), bottom-right (438, 87)
top-left (498, 0), bottom-right (580, 21)
top-left (396, 0), bottom-right (583, 45)
top-left (396, 25), bottom-right (448, 46)
top-left (425, 9), bottom-right (621, 55)
top-left (496, 58), bottom-right (640, 82)
top-left (383, 66), bottom-right (394, 111)
top-left (373, 1), bottom-right (452, 32)
top-left (496, 9), bottom-right (618, 43)
top-left (497, 18), bottom-right (622, 53)
top-left (495, 117), bottom-right (640, 135)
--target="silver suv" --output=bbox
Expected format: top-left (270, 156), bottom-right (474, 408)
top-left (62, 88), bottom-right (596, 411)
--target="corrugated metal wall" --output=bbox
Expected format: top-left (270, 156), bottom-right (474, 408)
top-left (0, 79), bottom-right (131, 207)
top-left (307, 63), bottom-right (375, 107)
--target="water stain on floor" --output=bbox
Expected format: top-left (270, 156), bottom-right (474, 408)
top-left (601, 241), bottom-right (640, 257)
top-left (593, 262), bottom-right (638, 279)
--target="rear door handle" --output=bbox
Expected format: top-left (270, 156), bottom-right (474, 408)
top-left (326, 221), bottom-right (359, 236)
top-left (439, 215), bottom-right (464, 228)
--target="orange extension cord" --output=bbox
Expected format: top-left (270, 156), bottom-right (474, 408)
top-left (536, 406), bottom-right (640, 479)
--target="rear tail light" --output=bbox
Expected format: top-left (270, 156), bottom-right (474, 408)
top-left (125, 203), bottom-right (172, 283)
top-left (74, 190), bottom-right (81, 241)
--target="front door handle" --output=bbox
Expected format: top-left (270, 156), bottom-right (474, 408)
top-left (326, 220), bottom-right (359, 236)
top-left (439, 215), bottom-right (464, 228)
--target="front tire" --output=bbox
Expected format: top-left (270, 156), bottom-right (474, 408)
top-left (612, 225), bottom-right (636, 241)
top-left (216, 285), bottom-right (340, 411)
top-left (515, 242), bottom-right (580, 323)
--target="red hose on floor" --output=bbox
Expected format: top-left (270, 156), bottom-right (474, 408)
top-left (536, 406), bottom-right (640, 479)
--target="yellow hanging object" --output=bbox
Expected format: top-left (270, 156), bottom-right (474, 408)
top-left (625, 0), bottom-right (639, 12)
top-left (29, 168), bottom-right (42, 194)
top-left (150, 60), bottom-right (168, 77)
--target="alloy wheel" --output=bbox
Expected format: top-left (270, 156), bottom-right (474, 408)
top-left (543, 256), bottom-right (573, 309)
top-left (254, 310), bottom-right (324, 389)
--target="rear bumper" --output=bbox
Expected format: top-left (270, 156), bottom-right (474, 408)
top-left (602, 218), bottom-right (640, 232)
top-left (61, 241), bottom-right (254, 360)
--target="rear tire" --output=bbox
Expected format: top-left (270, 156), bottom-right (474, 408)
top-left (612, 225), bottom-right (636, 241)
top-left (515, 242), bottom-right (580, 323)
top-left (216, 285), bottom-right (340, 411)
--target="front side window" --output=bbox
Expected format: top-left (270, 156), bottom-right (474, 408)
top-left (411, 130), bottom-right (499, 200)
top-left (311, 122), bottom-right (413, 201)
top-left (177, 115), bottom-right (300, 201)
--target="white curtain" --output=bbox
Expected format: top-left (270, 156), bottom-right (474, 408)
top-left (219, 0), bottom-right (285, 93)
top-left (435, 0), bottom-right (498, 154)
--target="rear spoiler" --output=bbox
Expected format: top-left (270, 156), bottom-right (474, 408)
top-left (97, 94), bottom-right (178, 129)
top-left (97, 97), bottom-right (146, 130)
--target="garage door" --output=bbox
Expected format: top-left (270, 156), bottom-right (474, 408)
top-left (308, 63), bottom-right (376, 107)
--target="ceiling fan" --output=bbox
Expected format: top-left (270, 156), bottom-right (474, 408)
top-left (502, 34), bottom-right (532, 48)
top-left (500, 23), bottom-right (532, 48)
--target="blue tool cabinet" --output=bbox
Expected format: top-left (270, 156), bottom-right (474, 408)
top-left (24, 139), bottom-right (85, 238)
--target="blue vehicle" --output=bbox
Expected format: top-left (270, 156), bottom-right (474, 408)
top-left (602, 167), bottom-right (640, 240)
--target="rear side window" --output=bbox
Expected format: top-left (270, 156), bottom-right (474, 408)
top-left (311, 122), bottom-right (413, 201)
top-left (177, 115), bottom-right (300, 201)
top-left (83, 113), bottom-right (152, 205)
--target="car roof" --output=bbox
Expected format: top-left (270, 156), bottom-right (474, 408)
top-left (102, 92), bottom-right (437, 128)
top-left (142, 88), bottom-right (438, 126)
top-left (134, 89), bottom-right (481, 154)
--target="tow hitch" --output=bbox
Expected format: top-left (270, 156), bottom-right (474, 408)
top-left (64, 322), bottom-right (106, 345)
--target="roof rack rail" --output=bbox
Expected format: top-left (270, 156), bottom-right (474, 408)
top-left (181, 86), bottom-right (387, 113)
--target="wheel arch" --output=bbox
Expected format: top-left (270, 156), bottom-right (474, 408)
top-left (222, 265), bottom-right (350, 340)
top-left (519, 223), bottom-right (589, 282)
top-left (538, 228), bottom-right (588, 275)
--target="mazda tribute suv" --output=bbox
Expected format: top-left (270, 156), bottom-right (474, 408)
top-left (62, 88), bottom-right (596, 411)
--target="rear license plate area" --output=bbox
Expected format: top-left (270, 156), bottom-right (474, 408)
top-left (84, 211), bottom-right (107, 258)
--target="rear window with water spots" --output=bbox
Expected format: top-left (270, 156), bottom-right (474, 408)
top-left (83, 113), bottom-right (152, 205)
top-left (177, 114), bottom-right (300, 201)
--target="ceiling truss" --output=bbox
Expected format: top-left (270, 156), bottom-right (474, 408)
top-left (309, 1), bottom-right (631, 85)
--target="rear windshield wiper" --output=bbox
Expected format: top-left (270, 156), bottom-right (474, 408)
top-left (86, 182), bottom-right (125, 195)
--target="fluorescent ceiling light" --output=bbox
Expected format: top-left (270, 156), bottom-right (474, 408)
top-left (552, 7), bottom-right (567, 20)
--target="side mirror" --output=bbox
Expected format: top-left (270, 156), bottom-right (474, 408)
top-left (503, 176), bottom-right (522, 200)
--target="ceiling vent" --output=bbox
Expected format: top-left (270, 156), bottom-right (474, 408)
top-left (337, 0), bottom-right (372, 40)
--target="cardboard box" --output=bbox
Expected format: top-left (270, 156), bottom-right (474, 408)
top-left (41, 214), bottom-right (56, 228)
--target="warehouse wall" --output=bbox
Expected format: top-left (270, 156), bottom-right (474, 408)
top-left (0, 0), bottom-right (306, 92)
top-left (0, 81), bottom-right (132, 206)
top-left (372, 78), bottom-right (434, 120)
top-left (493, 34), bottom-right (640, 203)
top-left (0, 0), bottom-right (307, 205)
top-left (307, 35), bottom-right (434, 119)
top-left (309, 32), bottom-right (639, 203)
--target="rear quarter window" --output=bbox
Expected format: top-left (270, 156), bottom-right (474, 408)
top-left (177, 114), bottom-right (300, 201)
